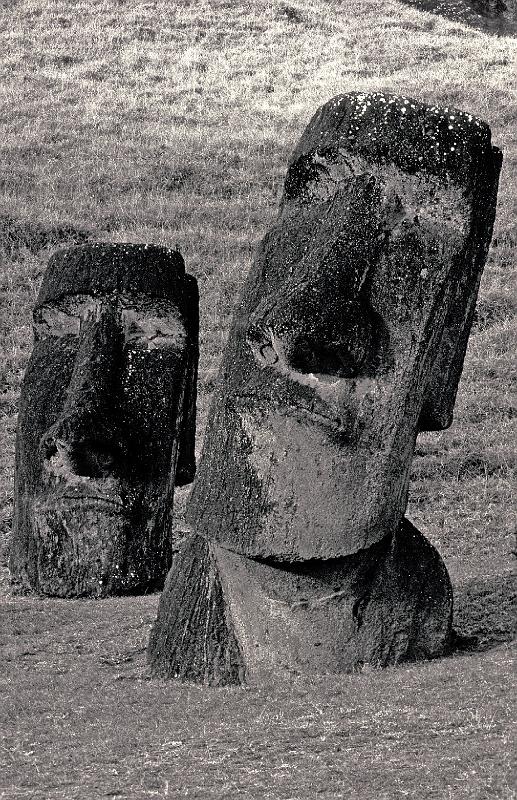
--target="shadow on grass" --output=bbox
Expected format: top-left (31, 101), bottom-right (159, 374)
top-left (453, 573), bottom-right (516, 651)
top-left (399, 0), bottom-right (517, 35)
top-left (0, 214), bottom-right (91, 256)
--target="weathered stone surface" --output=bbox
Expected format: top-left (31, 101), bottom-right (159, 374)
top-left (148, 534), bottom-right (245, 685)
top-left (148, 519), bottom-right (453, 683)
top-left (10, 243), bottom-right (199, 597)
top-left (188, 92), bottom-right (502, 561)
top-left (148, 92), bottom-right (501, 684)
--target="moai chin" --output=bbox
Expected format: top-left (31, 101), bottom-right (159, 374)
top-left (149, 93), bottom-right (502, 684)
top-left (10, 243), bottom-right (199, 597)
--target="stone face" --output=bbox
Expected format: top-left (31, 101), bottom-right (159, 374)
top-left (10, 243), bottom-right (199, 597)
top-left (188, 93), bottom-right (502, 561)
top-left (148, 93), bottom-right (501, 684)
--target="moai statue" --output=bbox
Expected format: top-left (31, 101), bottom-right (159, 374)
top-left (149, 93), bottom-right (502, 684)
top-left (10, 243), bottom-right (199, 597)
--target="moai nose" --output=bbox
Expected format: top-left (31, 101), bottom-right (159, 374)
top-left (284, 298), bottom-right (374, 378)
top-left (40, 303), bottom-right (123, 478)
top-left (249, 293), bottom-right (375, 379)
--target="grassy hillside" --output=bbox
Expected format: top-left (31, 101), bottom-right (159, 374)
top-left (1, 1), bottom-right (516, 797)
top-left (401, 0), bottom-right (517, 36)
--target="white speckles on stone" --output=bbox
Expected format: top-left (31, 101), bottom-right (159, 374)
top-left (316, 92), bottom-right (491, 179)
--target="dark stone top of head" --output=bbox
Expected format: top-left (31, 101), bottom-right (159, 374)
top-left (285, 92), bottom-right (501, 199)
top-left (36, 243), bottom-right (188, 307)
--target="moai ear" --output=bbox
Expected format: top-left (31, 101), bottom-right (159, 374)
top-left (175, 352), bottom-right (198, 485)
top-left (419, 146), bottom-right (503, 432)
top-left (175, 274), bottom-right (199, 486)
top-left (419, 291), bottom-right (477, 431)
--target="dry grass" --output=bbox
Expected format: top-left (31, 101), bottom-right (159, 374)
top-left (0, 0), bottom-right (516, 797)
top-left (1, 593), bottom-right (515, 799)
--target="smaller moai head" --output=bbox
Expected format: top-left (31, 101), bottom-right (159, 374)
top-left (190, 92), bottom-right (502, 561)
top-left (11, 243), bottom-right (198, 596)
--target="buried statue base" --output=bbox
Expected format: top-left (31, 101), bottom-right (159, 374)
top-left (148, 91), bottom-right (502, 683)
top-left (149, 519), bottom-right (453, 684)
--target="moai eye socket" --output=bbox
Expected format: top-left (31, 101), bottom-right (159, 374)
top-left (120, 297), bottom-right (188, 351)
top-left (33, 296), bottom-right (103, 339)
top-left (284, 152), bottom-right (331, 201)
top-left (123, 314), bottom-right (187, 350)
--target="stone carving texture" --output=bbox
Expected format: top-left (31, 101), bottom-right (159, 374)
top-left (149, 92), bottom-right (502, 683)
top-left (10, 243), bottom-right (199, 597)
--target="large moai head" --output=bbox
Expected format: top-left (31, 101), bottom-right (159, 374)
top-left (11, 244), bottom-right (199, 597)
top-left (149, 94), bottom-right (501, 684)
top-left (189, 92), bottom-right (502, 561)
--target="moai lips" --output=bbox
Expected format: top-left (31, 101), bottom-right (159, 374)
top-left (10, 244), bottom-right (199, 597)
top-left (149, 93), bottom-right (502, 684)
